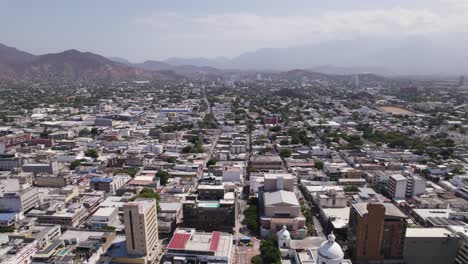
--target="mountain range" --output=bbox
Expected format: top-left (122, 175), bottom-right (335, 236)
top-left (2, 35), bottom-right (467, 82)
top-left (0, 43), bottom-right (180, 81)
top-left (129, 36), bottom-right (468, 76)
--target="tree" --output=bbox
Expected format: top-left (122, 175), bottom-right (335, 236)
top-left (166, 157), bottom-right (177, 163)
top-left (301, 203), bottom-right (314, 236)
top-left (314, 160), bottom-right (323, 170)
top-left (156, 170), bottom-right (170, 185)
top-left (251, 255), bottom-right (262, 264)
top-left (84, 148), bottom-right (99, 159)
top-left (452, 167), bottom-right (465, 175)
top-left (114, 167), bottom-right (139, 177)
top-left (69, 160), bottom-right (81, 170)
top-left (79, 128), bottom-right (90, 137)
top-left (344, 185), bottom-right (360, 192)
top-left (269, 126), bottom-right (281, 132)
top-left (280, 139), bottom-right (289, 145)
top-left (244, 205), bottom-right (259, 232)
top-left (39, 128), bottom-right (49, 138)
top-left (130, 188), bottom-right (161, 211)
top-left (279, 149), bottom-right (291, 158)
top-left (90, 127), bottom-right (98, 135)
top-left (206, 159), bottom-right (217, 167)
top-left (182, 146), bottom-right (192, 153)
top-left (259, 238), bottom-right (281, 264)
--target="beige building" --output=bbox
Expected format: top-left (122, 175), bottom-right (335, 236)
top-left (123, 199), bottom-right (159, 261)
top-left (261, 190), bottom-right (307, 239)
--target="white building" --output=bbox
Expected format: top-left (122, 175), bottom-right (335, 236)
top-left (89, 207), bottom-right (119, 228)
top-left (387, 174), bottom-right (407, 199)
top-left (387, 174), bottom-right (426, 199)
top-left (277, 226), bottom-right (352, 264)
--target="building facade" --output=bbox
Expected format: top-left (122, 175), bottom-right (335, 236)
top-left (348, 202), bottom-right (407, 263)
top-left (123, 199), bottom-right (159, 261)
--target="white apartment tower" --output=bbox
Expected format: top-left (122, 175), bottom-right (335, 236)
top-left (123, 199), bottom-right (159, 260)
top-left (387, 174), bottom-right (426, 199)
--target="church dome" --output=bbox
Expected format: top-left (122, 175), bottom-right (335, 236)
top-left (278, 225), bottom-right (291, 239)
top-left (318, 233), bottom-right (344, 261)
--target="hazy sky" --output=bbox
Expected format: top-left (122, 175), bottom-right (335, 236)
top-left (1, 0), bottom-right (467, 62)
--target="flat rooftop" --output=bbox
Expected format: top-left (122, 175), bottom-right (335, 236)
top-left (406, 228), bottom-right (456, 238)
top-left (321, 207), bottom-right (350, 229)
top-left (92, 207), bottom-right (117, 217)
top-left (391, 174), bottom-right (407, 181)
top-left (353, 202), bottom-right (407, 219)
top-left (412, 208), bottom-right (453, 220)
top-left (167, 229), bottom-right (232, 257)
top-left (61, 230), bottom-right (106, 243)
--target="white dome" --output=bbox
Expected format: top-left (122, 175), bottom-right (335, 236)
top-left (278, 225), bottom-right (291, 240)
top-left (318, 233), bottom-right (344, 261)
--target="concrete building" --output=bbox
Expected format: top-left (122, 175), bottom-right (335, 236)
top-left (182, 187), bottom-right (236, 232)
top-left (22, 162), bottom-right (59, 175)
top-left (34, 202), bottom-right (89, 228)
top-left (250, 155), bottom-right (283, 171)
top-left (387, 174), bottom-right (425, 199)
top-left (164, 228), bottom-right (233, 264)
top-left (0, 154), bottom-right (22, 171)
top-left (447, 225), bottom-right (468, 264)
top-left (95, 117), bottom-right (114, 127)
top-left (89, 207), bottom-right (119, 229)
top-left (158, 202), bottom-right (181, 235)
top-left (387, 174), bottom-right (407, 199)
top-left (0, 187), bottom-right (39, 212)
top-left (0, 237), bottom-right (38, 264)
top-left (317, 189), bottom-right (347, 208)
top-left (263, 173), bottom-right (294, 192)
top-left (261, 190), bottom-right (306, 239)
top-left (35, 174), bottom-right (70, 187)
top-left (123, 199), bottom-right (159, 261)
top-left (406, 175), bottom-right (426, 197)
top-left (348, 202), bottom-right (407, 263)
top-left (90, 174), bottom-right (130, 194)
top-left (404, 227), bottom-right (460, 264)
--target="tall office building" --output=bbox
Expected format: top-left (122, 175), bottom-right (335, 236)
top-left (123, 199), bottom-right (159, 260)
top-left (348, 202), bottom-right (407, 263)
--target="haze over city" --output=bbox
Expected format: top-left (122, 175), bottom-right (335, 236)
top-left (2, 0), bottom-right (468, 74)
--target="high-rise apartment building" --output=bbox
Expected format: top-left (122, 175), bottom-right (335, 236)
top-left (348, 202), bottom-right (407, 263)
top-left (123, 199), bottom-right (159, 260)
top-left (387, 174), bottom-right (425, 199)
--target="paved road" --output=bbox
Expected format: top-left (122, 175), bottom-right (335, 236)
top-left (313, 216), bottom-right (325, 238)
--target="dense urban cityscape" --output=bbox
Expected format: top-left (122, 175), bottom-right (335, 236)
top-left (1, 1), bottom-right (468, 264)
top-left (0, 57), bottom-right (467, 264)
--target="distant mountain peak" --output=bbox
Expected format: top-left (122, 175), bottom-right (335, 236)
top-left (0, 44), bottom-right (181, 81)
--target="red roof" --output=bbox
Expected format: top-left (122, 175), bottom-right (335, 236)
top-left (209, 231), bottom-right (221, 252)
top-left (167, 233), bottom-right (191, 250)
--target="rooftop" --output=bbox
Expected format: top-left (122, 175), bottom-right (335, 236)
top-left (166, 229), bottom-right (232, 257)
top-left (264, 190), bottom-right (299, 206)
top-left (406, 228), bottom-right (457, 238)
top-left (353, 202), bottom-right (407, 219)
